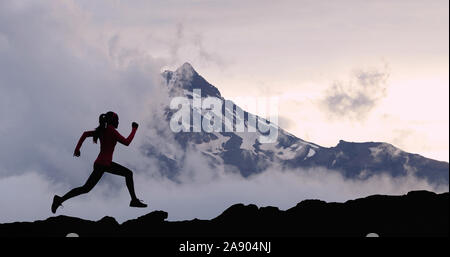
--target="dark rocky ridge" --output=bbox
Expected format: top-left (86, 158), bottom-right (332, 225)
top-left (0, 190), bottom-right (447, 237)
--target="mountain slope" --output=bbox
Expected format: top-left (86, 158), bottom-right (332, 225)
top-left (145, 63), bottom-right (449, 185)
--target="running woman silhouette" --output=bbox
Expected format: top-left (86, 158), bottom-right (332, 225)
top-left (51, 111), bottom-right (147, 213)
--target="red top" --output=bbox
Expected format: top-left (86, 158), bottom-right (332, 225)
top-left (75, 125), bottom-right (137, 166)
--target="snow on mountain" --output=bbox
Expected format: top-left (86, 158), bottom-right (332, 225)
top-left (145, 63), bottom-right (449, 185)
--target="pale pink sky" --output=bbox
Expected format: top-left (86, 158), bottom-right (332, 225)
top-left (76, 0), bottom-right (448, 161)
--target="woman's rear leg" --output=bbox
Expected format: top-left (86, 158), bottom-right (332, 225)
top-left (52, 167), bottom-right (104, 213)
top-left (61, 168), bottom-right (104, 203)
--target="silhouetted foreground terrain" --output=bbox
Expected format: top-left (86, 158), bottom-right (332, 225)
top-left (0, 190), bottom-right (447, 237)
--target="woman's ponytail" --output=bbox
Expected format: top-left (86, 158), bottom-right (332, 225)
top-left (93, 113), bottom-right (107, 143)
top-left (93, 111), bottom-right (118, 143)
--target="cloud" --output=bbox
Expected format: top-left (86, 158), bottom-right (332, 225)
top-left (0, 162), bottom-right (445, 223)
top-left (277, 116), bottom-right (296, 131)
top-left (192, 32), bottom-right (227, 68)
top-left (168, 22), bottom-right (184, 65)
top-left (321, 64), bottom-right (390, 120)
top-left (166, 22), bottom-right (227, 69)
top-left (0, 1), bottom-right (167, 183)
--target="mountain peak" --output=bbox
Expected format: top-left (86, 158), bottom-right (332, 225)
top-left (175, 62), bottom-right (197, 75)
top-left (164, 62), bottom-right (221, 98)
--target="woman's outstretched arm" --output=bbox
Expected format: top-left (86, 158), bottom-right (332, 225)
top-left (74, 130), bottom-right (94, 156)
top-left (114, 122), bottom-right (138, 146)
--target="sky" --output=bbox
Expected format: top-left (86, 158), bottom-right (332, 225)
top-left (0, 0), bottom-right (448, 223)
top-left (73, 0), bottom-right (449, 162)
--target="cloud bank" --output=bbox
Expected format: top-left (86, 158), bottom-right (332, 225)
top-left (0, 162), bottom-right (445, 223)
top-left (0, 1), bottom-right (166, 183)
